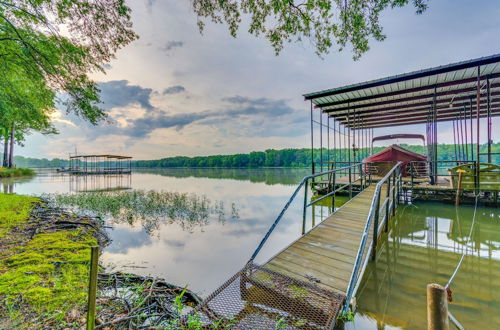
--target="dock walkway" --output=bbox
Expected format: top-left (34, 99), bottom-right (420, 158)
top-left (263, 185), bottom-right (382, 295)
top-left (195, 181), bottom-right (395, 329)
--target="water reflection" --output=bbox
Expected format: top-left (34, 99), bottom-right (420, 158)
top-left (133, 167), bottom-right (310, 185)
top-left (1, 168), bottom-right (312, 296)
top-left (4, 168), bottom-right (500, 327)
top-left (69, 174), bottom-right (132, 192)
top-left (351, 202), bottom-right (500, 329)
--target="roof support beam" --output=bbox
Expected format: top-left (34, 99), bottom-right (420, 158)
top-left (333, 98), bottom-right (500, 123)
top-left (324, 92), bottom-right (500, 119)
top-left (319, 83), bottom-right (500, 113)
top-left (348, 107), bottom-right (500, 129)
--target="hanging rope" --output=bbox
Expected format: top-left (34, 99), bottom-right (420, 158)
top-left (444, 193), bottom-right (480, 299)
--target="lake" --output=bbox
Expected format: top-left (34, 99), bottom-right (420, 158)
top-left (3, 168), bottom-right (500, 329)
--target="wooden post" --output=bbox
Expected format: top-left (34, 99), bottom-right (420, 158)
top-left (455, 170), bottom-right (465, 206)
top-left (87, 246), bottom-right (99, 330)
top-left (427, 283), bottom-right (449, 330)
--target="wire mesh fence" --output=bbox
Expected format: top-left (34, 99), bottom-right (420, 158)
top-left (191, 263), bottom-right (344, 329)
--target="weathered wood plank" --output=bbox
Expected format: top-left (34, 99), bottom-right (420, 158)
top-left (263, 182), bottom-right (380, 297)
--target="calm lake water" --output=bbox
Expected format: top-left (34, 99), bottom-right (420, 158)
top-left (3, 168), bottom-right (500, 329)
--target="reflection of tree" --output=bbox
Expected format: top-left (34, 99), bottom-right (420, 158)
top-left (47, 190), bottom-right (240, 235)
top-left (0, 175), bottom-right (35, 193)
top-left (134, 168), bottom-right (309, 186)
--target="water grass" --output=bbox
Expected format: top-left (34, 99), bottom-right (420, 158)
top-left (0, 167), bottom-right (35, 178)
top-left (47, 190), bottom-right (239, 234)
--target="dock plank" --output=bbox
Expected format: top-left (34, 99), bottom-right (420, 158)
top-left (263, 184), bottom-right (382, 300)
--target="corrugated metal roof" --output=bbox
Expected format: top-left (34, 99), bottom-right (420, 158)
top-left (303, 54), bottom-right (500, 128)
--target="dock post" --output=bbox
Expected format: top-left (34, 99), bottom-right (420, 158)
top-left (359, 163), bottom-right (363, 190)
top-left (455, 170), bottom-right (464, 206)
top-left (391, 171), bottom-right (396, 217)
top-left (302, 181), bottom-right (309, 235)
top-left (385, 177), bottom-right (390, 232)
top-left (87, 246), bottom-right (99, 330)
top-left (426, 283), bottom-right (449, 330)
top-left (372, 193), bottom-right (381, 260)
top-left (331, 173), bottom-right (336, 209)
top-left (349, 166), bottom-right (353, 198)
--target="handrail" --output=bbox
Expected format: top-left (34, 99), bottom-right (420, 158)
top-left (342, 161), bottom-right (403, 314)
top-left (247, 162), bottom-right (364, 264)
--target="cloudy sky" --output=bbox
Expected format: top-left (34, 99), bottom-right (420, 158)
top-left (20, 0), bottom-right (500, 160)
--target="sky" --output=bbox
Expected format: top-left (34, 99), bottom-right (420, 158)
top-left (20, 0), bottom-right (500, 160)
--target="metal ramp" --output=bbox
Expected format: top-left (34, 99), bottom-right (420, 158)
top-left (192, 163), bottom-right (403, 328)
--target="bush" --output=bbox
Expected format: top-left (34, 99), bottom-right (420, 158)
top-left (0, 167), bottom-right (35, 178)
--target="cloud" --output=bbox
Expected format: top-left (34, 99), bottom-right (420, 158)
top-left (160, 40), bottom-right (184, 52)
top-left (121, 95), bottom-right (301, 138)
top-left (163, 85), bottom-right (186, 95)
top-left (98, 80), bottom-right (155, 111)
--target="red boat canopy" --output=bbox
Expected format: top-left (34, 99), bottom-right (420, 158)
top-left (363, 144), bottom-right (427, 175)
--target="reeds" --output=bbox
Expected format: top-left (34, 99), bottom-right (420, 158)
top-left (46, 190), bottom-right (238, 234)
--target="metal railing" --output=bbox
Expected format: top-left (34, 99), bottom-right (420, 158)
top-left (342, 162), bottom-right (403, 314)
top-left (248, 162), bottom-right (368, 264)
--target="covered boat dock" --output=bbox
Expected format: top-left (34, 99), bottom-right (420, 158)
top-left (69, 154), bottom-right (132, 175)
top-left (304, 54), bottom-right (500, 201)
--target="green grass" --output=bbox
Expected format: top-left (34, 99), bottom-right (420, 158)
top-left (0, 193), bottom-right (38, 238)
top-left (0, 167), bottom-right (35, 178)
top-left (0, 193), bottom-right (98, 328)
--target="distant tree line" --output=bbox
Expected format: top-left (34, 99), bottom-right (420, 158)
top-left (9, 143), bottom-right (500, 169)
top-left (134, 143), bottom-right (500, 168)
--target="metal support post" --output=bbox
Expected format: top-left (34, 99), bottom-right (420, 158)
top-left (302, 180), bottom-right (308, 235)
top-left (372, 192), bottom-right (381, 261)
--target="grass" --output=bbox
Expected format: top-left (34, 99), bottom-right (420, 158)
top-left (0, 193), bottom-right (98, 328)
top-left (0, 193), bottom-right (38, 238)
top-left (0, 167), bottom-right (35, 178)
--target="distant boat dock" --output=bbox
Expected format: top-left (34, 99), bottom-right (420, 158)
top-left (69, 154), bottom-right (132, 175)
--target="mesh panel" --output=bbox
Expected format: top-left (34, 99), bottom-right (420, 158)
top-left (192, 263), bottom-right (344, 329)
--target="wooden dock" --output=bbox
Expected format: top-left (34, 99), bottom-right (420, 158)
top-left (263, 184), bottom-right (386, 296)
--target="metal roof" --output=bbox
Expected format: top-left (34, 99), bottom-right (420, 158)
top-left (69, 154), bottom-right (132, 159)
top-left (303, 54), bottom-right (500, 129)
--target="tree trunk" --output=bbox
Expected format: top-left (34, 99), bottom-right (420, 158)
top-left (2, 131), bottom-right (8, 168)
top-left (8, 123), bottom-right (14, 168)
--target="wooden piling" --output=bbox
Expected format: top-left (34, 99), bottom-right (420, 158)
top-left (87, 246), bottom-right (99, 330)
top-left (455, 170), bottom-right (464, 206)
top-left (427, 283), bottom-right (449, 330)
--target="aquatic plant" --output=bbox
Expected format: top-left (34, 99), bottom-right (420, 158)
top-left (47, 190), bottom-right (239, 234)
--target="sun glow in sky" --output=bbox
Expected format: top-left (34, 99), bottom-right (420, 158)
top-left (22, 0), bottom-right (500, 160)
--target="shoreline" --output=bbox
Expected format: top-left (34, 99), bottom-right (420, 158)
top-left (0, 193), bottom-right (200, 328)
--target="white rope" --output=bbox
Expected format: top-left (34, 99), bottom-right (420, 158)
top-left (445, 193), bottom-right (480, 289)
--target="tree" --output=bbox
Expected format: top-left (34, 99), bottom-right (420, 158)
top-left (0, 58), bottom-right (56, 167)
top-left (192, 0), bottom-right (428, 58)
top-left (0, 0), bottom-right (137, 124)
top-left (0, 0), bottom-right (137, 166)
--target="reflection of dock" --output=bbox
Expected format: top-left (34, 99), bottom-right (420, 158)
top-left (357, 240), bottom-right (500, 329)
top-left (69, 154), bottom-right (132, 175)
top-left (69, 174), bottom-right (132, 192)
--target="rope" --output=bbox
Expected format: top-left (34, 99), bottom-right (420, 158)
top-left (445, 193), bottom-right (480, 290)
